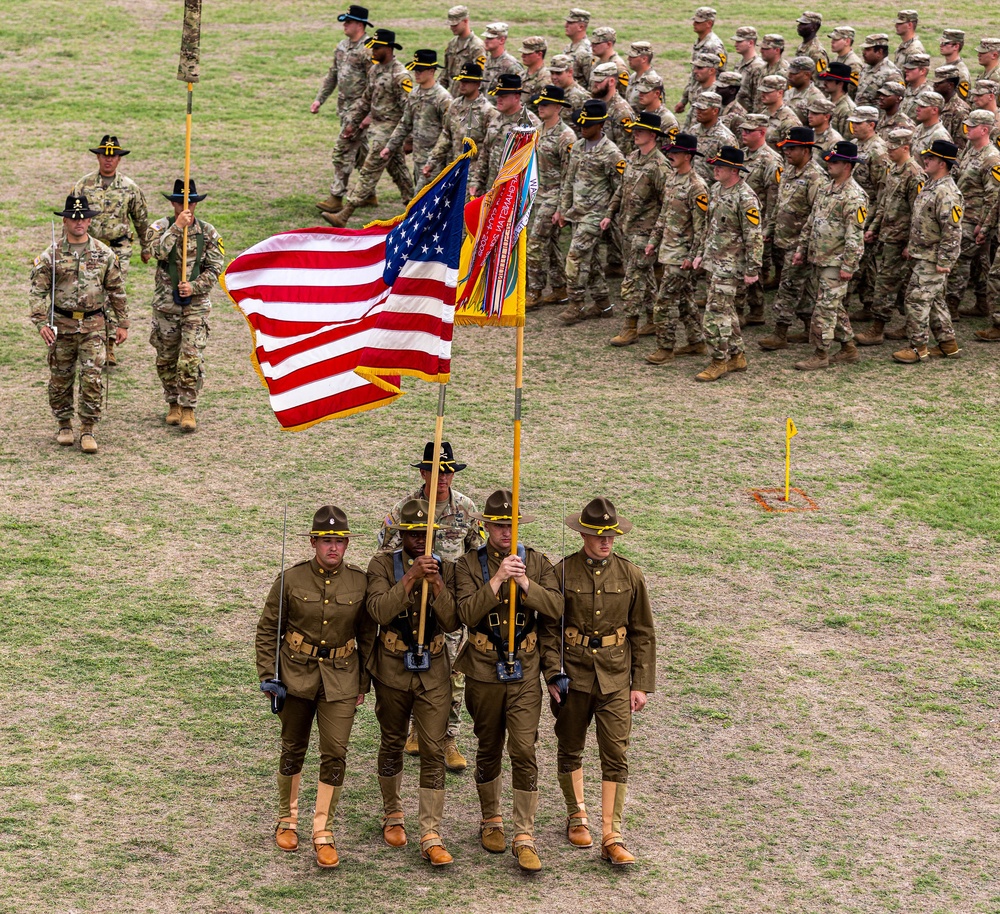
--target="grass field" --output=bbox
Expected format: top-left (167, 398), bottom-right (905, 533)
top-left (1, 2), bottom-right (999, 912)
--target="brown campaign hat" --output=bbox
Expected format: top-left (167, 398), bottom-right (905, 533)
top-left (472, 489), bottom-right (536, 525)
top-left (297, 505), bottom-right (352, 537)
top-left (565, 497), bottom-right (632, 536)
top-left (391, 499), bottom-right (439, 531)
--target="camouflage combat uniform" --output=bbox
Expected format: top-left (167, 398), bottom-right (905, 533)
top-left (812, 125), bottom-right (844, 171)
top-left (795, 174), bottom-right (868, 351)
top-left (796, 36), bottom-right (829, 74)
top-left (426, 93), bottom-right (499, 178)
top-left (830, 93), bottom-right (857, 136)
top-left (385, 82), bottom-right (453, 191)
top-left (147, 214), bottom-right (224, 408)
top-left (471, 106), bottom-right (541, 193)
top-left (835, 49), bottom-right (864, 98)
top-left (786, 82), bottom-right (826, 125)
top-left (521, 65), bottom-right (553, 114)
top-left (721, 98), bottom-right (748, 135)
top-left (909, 121), bottom-right (952, 157)
top-left (29, 236), bottom-right (126, 424)
top-left (564, 37), bottom-right (592, 85)
top-left (856, 58), bottom-right (902, 108)
top-left (526, 119), bottom-right (576, 296)
top-left (560, 81), bottom-right (592, 137)
top-left (679, 31), bottom-right (726, 110)
top-left (876, 108), bottom-right (916, 141)
top-left (607, 144), bottom-right (670, 318)
top-left (894, 37), bottom-right (926, 71)
top-left (742, 142), bottom-right (782, 315)
top-left (603, 92), bottom-right (636, 157)
top-left (71, 172), bottom-right (151, 283)
top-left (849, 132), bottom-right (890, 308)
top-left (343, 55), bottom-right (413, 208)
top-left (694, 178), bottom-right (764, 361)
top-left (941, 94), bottom-right (971, 153)
top-left (626, 67), bottom-right (663, 109)
top-left (766, 103), bottom-right (802, 150)
top-left (441, 33), bottom-right (486, 97)
top-left (648, 168), bottom-right (709, 349)
top-left (736, 55), bottom-right (767, 112)
top-left (693, 120), bottom-right (737, 184)
top-left (315, 35), bottom-right (373, 198)
top-left (483, 52), bottom-right (525, 101)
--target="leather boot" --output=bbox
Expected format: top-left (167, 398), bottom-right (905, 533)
top-left (855, 319), bottom-right (885, 346)
top-left (946, 296), bottom-right (961, 322)
top-left (583, 296), bottom-right (613, 319)
top-left (638, 310), bottom-right (656, 336)
top-left (57, 425), bottom-right (74, 446)
top-left (794, 348), bottom-right (830, 371)
top-left (928, 338), bottom-right (962, 358)
top-left (960, 295), bottom-right (989, 317)
top-left (477, 777), bottom-right (505, 853)
top-left (675, 340), bottom-right (708, 356)
top-left (884, 323), bottom-right (908, 340)
top-left (558, 769), bottom-right (592, 848)
top-left (315, 195), bottom-right (343, 214)
top-left (605, 262), bottom-right (625, 278)
top-left (558, 298), bottom-right (587, 325)
top-left (275, 772), bottom-right (301, 851)
top-left (610, 316), bottom-right (639, 346)
top-left (848, 305), bottom-right (873, 322)
top-left (787, 317), bottom-right (811, 343)
top-left (974, 326), bottom-right (1000, 341)
top-left (324, 204), bottom-right (355, 227)
top-left (525, 291), bottom-right (544, 311)
top-left (180, 407), bottom-right (196, 431)
top-left (359, 194), bottom-right (379, 207)
top-left (758, 323), bottom-right (789, 351)
top-left (543, 286), bottom-right (569, 304)
top-left (379, 773), bottom-right (407, 847)
top-left (892, 344), bottom-right (929, 363)
top-left (404, 720), bottom-right (420, 756)
top-left (443, 737), bottom-right (467, 772)
top-left (829, 341), bottom-right (859, 364)
top-left (312, 781), bottom-right (341, 868)
top-left (165, 403), bottom-right (182, 426)
top-left (694, 358), bottom-right (729, 382)
top-left (600, 781), bottom-right (635, 866)
top-left (511, 789), bottom-right (541, 873)
top-left (745, 303), bottom-right (765, 325)
top-left (727, 352), bottom-right (748, 372)
top-left (419, 788), bottom-right (453, 866)
top-left (645, 347), bottom-right (674, 364)
top-left (80, 424), bottom-right (98, 454)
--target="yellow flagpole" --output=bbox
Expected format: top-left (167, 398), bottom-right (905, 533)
top-left (416, 385), bottom-right (447, 656)
top-left (507, 324), bottom-right (524, 663)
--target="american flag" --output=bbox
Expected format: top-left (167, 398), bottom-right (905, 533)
top-left (222, 155), bottom-right (470, 431)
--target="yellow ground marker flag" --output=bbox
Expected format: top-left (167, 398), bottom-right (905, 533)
top-left (785, 418), bottom-right (798, 501)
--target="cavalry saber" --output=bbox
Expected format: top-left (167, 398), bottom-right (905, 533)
top-left (49, 221), bottom-right (57, 343)
top-left (260, 504), bottom-right (288, 713)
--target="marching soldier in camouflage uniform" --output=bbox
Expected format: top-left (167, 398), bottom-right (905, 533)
top-left (313, 6), bottom-right (373, 215)
top-left (819, 62), bottom-right (857, 135)
top-left (935, 66), bottom-right (971, 155)
top-left (971, 80), bottom-right (1000, 145)
top-left (893, 140), bottom-right (964, 362)
top-left (939, 30), bottom-right (972, 99)
top-left (740, 114), bottom-right (782, 325)
top-left (73, 135), bottom-right (151, 367)
top-left (469, 74), bottom-right (541, 196)
top-left (382, 50), bottom-right (452, 193)
top-left (733, 27), bottom-right (766, 113)
top-left (601, 113), bottom-right (670, 346)
top-left (148, 179), bottom-right (224, 431)
top-left (759, 127), bottom-right (824, 350)
top-left (591, 61), bottom-right (634, 158)
top-left (526, 86), bottom-right (575, 311)
top-left (586, 26), bottom-right (630, 96)
top-left (453, 490), bottom-right (562, 873)
top-left (563, 8), bottom-right (593, 85)
top-left (676, 7), bottom-right (727, 120)
top-left (910, 91), bottom-right (953, 158)
top-left (973, 137), bottom-right (1000, 340)
top-left (326, 29), bottom-right (412, 227)
top-left (901, 54), bottom-right (932, 120)
top-left (786, 57), bottom-right (827, 125)
top-left (632, 73), bottom-right (679, 153)
top-left (626, 41), bottom-right (660, 110)
top-left (876, 82), bottom-right (916, 140)
top-left (976, 39), bottom-right (1000, 83)
top-left (806, 96), bottom-right (843, 171)
top-left (519, 37), bottom-right (552, 114)
top-left (856, 34), bottom-right (902, 108)
top-left (30, 194), bottom-right (127, 454)
top-left (482, 23), bottom-right (525, 102)
top-left (829, 26), bottom-right (863, 99)
top-left (550, 54), bottom-right (591, 137)
top-left (378, 441), bottom-right (483, 772)
top-left (645, 133), bottom-right (710, 364)
top-left (555, 99), bottom-right (624, 324)
top-left (856, 128), bottom-right (925, 346)
top-left (761, 74), bottom-right (802, 150)
top-left (425, 62), bottom-right (499, 181)
top-left (795, 11), bottom-right (829, 74)
top-left (792, 141), bottom-right (867, 370)
top-left (691, 146), bottom-right (763, 381)
top-left (441, 6), bottom-right (486, 98)
top-left (691, 91), bottom-right (737, 185)
top-left (539, 497), bottom-right (656, 867)
top-left (760, 34), bottom-right (791, 90)
top-left (683, 52), bottom-right (721, 130)
top-left (256, 505), bottom-right (375, 868)
top-left (894, 10), bottom-right (926, 70)
top-left (717, 71), bottom-right (748, 136)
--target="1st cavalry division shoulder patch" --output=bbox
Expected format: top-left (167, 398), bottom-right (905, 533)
top-left (615, 160), bottom-right (626, 175)
top-left (952, 204), bottom-right (963, 223)
top-left (696, 193), bottom-right (709, 212)
top-left (856, 205), bottom-right (867, 224)
top-left (745, 206), bottom-right (760, 225)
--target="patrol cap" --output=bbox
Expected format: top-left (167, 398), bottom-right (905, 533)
top-left (976, 38), bottom-right (1000, 54)
top-left (915, 90), bottom-right (944, 108)
top-left (731, 26), bottom-right (758, 42)
top-left (406, 49), bottom-right (442, 70)
top-left (972, 79), bottom-right (1000, 96)
top-left (591, 26), bottom-right (617, 44)
top-left (489, 72), bottom-right (523, 95)
top-left (55, 194), bottom-right (100, 219)
top-left (692, 51), bottom-right (721, 68)
top-left (692, 90), bottom-right (723, 109)
top-left (692, 7), bottom-right (717, 23)
top-left (903, 52), bottom-right (931, 69)
top-left (534, 84), bottom-right (571, 107)
top-left (777, 125), bottom-right (816, 146)
top-left (628, 41), bottom-right (653, 58)
top-left (365, 28), bottom-right (402, 49)
top-left (574, 98), bottom-right (608, 123)
top-left (453, 61), bottom-right (483, 81)
top-left (634, 72), bottom-right (664, 93)
top-left (847, 105), bottom-right (879, 123)
top-left (861, 33), bottom-right (891, 49)
top-left (895, 9), bottom-right (919, 24)
top-left (964, 109), bottom-right (997, 127)
top-left (921, 139), bottom-right (959, 160)
top-left (590, 61), bottom-right (619, 81)
top-left (300, 505), bottom-right (352, 538)
top-left (482, 22), bottom-right (509, 39)
top-left (740, 112), bottom-right (769, 129)
top-left (706, 145), bottom-right (750, 171)
top-left (822, 140), bottom-right (860, 162)
top-left (761, 34), bottom-right (786, 49)
top-left (391, 499), bottom-right (439, 532)
top-left (788, 56), bottom-right (816, 73)
top-left (933, 65), bottom-right (961, 82)
top-left (828, 26), bottom-right (855, 41)
top-left (819, 61), bottom-right (854, 82)
top-left (717, 71), bottom-right (744, 88)
top-left (886, 127), bottom-right (914, 148)
top-left (940, 29), bottom-right (965, 45)
top-left (878, 81), bottom-right (906, 97)
top-left (89, 134), bottom-right (130, 156)
top-left (548, 53), bottom-right (574, 73)
top-left (447, 5), bottom-right (469, 22)
top-left (565, 8), bottom-right (591, 23)
top-left (797, 11), bottom-right (822, 26)
top-left (520, 36), bottom-right (548, 54)
top-left (760, 74), bottom-right (789, 92)
top-left (338, 5), bottom-right (373, 26)
top-left (806, 95), bottom-right (834, 114)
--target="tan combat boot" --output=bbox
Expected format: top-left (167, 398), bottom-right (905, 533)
top-left (583, 296), bottom-right (613, 319)
top-left (745, 302), bottom-right (765, 325)
top-left (794, 348), bottom-right (830, 371)
top-left (543, 286), bottom-right (569, 304)
top-left (946, 295), bottom-right (961, 322)
top-left (600, 781), bottom-right (635, 866)
top-left (511, 789), bottom-right (541, 873)
top-left (558, 299), bottom-right (587, 325)
top-left (443, 737), bottom-right (467, 772)
top-left (960, 295), bottom-right (989, 317)
top-left (758, 323), bottom-right (789, 351)
top-left (57, 425), bottom-right (74, 447)
top-left (558, 769), bottom-right (592, 848)
top-left (675, 340), bottom-right (708, 356)
top-left (892, 344), bottom-right (929, 363)
top-left (637, 310), bottom-right (656, 336)
top-left (312, 781), bottom-right (341, 868)
top-left (379, 773), bottom-right (407, 847)
top-left (855, 319), bottom-right (885, 346)
top-left (359, 194), bottom-right (379, 207)
top-left (848, 305), bottom-right (873, 322)
top-left (275, 772), bottom-right (301, 851)
top-left (884, 323), bottom-right (908, 339)
top-left (829, 341), bottom-right (859, 364)
top-left (165, 404), bottom-right (182, 426)
top-left (315, 195), bottom-right (343, 214)
top-left (419, 788), bottom-right (453, 866)
top-left (80, 424), bottom-right (98, 454)
top-left (324, 204), bottom-right (355, 228)
top-left (694, 358), bottom-right (729, 382)
top-left (610, 316), bottom-right (639, 346)
top-left (975, 326), bottom-right (1000, 341)
top-left (787, 317), bottom-right (811, 343)
top-left (645, 347), bottom-right (674, 365)
top-left (605, 262), bottom-right (625, 278)
top-left (727, 352), bottom-right (748, 372)
top-left (524, 291), bottom-right (544, 311)
top-left (928, 338), bottom-right (961, 358)
top-left (180, 408), bottom-right (196, 431)
top-left (477, 777), bottom-right (505, 853)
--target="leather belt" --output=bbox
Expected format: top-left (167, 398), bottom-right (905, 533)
top-left (284, 631), bottom-right (356, 660)
top-left (469, 631), bottom-right (537, 655)
top-left (55, 306), bottom-right (103, 319)
top-left (565, 625), bottom-right (627, 649)
top-left (381, 630), bottom-right (445, 655)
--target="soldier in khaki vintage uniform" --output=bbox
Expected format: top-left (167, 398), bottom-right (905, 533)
top-left (378, 441), bottom-right (482, 771)
top-left (645, 132), bottom-right (710, 364)
top-left (691, 146), bottom-right (763, 381)
top-left (892, 140), bottom-right (965, 362)
top-left (255, 506), bottom-right (374, 869)
top-left (73, 135), bottom-right (151, 366)
top-left (554, 99), bottom-right (624, 325)
top-left (424, 62), bottom-right (499, 183)
top-left (602, 112), bottom-right (671, 346)
top-left (525, 85), bottom-right (576, 311)
top-left (366, 499), bottom-right (461, 866)
top-left (440, 5), bottom-right (486, 98)
top-left (312, 5), bottom-right (373, 216)
top-left (856, 34), bottom-right (902, 109)
top-left (539, 497), bottom-right (655, 867)
top-left (30, 194), bottom-right (127, 454)
top-left (453, 490), bottom-right (562, 873)
top-left (381, 49), bottom-right (452, 193)
top-left (147, 179), bottom-right (224, 432)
